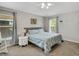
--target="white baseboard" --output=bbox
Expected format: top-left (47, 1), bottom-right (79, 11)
top-left (63, 37), bottom-right (79, 43)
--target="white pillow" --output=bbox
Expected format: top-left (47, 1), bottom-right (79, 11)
top-left (28, 30), bottom-right (39, 34)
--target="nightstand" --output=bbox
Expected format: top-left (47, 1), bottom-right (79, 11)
top-left (19, 36), bottom-right (28, 47)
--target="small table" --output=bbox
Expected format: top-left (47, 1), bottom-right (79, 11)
top-left (19, 36), bottom-right (28, 47)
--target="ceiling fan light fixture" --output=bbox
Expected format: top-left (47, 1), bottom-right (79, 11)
top-left (41, 2), bottom-right (52, 9)
top-left (41, 3), bottom-right (45, 8)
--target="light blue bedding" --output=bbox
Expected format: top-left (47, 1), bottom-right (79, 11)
top-left (27, 29), bottom-right (62, 54)
top-left (28, 32), bottom-right (62, 48)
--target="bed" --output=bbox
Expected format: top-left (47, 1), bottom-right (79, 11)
top-left (24, 27), bottom-right (63, 54)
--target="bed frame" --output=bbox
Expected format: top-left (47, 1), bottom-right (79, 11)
top-left (24, 27), bottom-right (63, 55)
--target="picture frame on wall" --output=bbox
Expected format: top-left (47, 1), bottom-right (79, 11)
top-left (31, 17), bottom-right (37, 24)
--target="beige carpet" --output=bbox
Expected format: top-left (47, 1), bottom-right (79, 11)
top-left (0, 41), bottom-right (79, 56)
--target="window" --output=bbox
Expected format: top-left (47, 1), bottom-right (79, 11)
top-left (0, 10), bottom-right (13, 38)
top-left (49, 17), bottom-right (58, 33)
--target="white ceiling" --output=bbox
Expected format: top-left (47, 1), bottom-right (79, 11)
top-left (0, 2), bottom-right (79, 16)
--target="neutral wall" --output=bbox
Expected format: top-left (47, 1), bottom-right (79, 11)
top-left (16, 11), bottom-right (43, 36)
top-left (58, 11), bottom-right (79, 43)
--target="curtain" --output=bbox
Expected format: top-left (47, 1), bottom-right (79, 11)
top-left (12, 12), bottom-right (18, 44)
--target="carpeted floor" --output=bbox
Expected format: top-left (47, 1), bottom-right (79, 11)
top-left (0, 41), bottom-right (79, 56)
